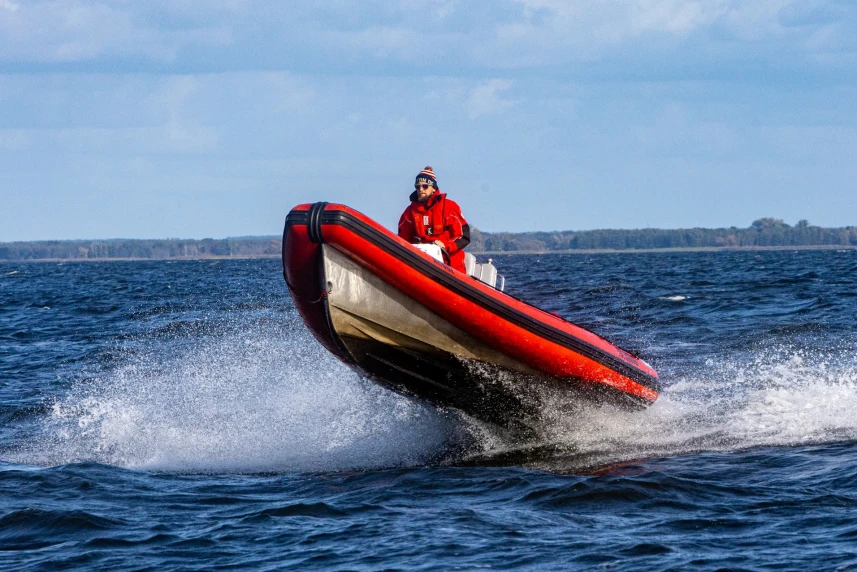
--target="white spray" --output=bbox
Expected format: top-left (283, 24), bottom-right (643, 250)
top-left (11, 317), bottom-right (857, 473)
top-left (11, 319), bottom-right (456, 473)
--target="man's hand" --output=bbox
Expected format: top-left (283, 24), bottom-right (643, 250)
top-left (434, 240), bottom-right (445, 250)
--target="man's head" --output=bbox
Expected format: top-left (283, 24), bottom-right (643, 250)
top-left (414, 166), bottom-right (437, 202)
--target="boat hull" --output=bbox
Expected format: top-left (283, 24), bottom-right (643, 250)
top-left (283, 202), bottom-right (660, 427)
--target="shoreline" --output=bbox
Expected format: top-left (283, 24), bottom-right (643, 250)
top-left (0, 254), bottom-right (282, 263)
top-left (2, 244), bottom-right (856, 263)
top-left (481, 244), bottom-right (857, 255)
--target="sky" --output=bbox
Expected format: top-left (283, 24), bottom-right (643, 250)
top-left (1, 0), bottom-right (856, 241)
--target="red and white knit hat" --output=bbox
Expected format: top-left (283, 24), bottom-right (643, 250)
top-left (415, 166), bottom-right (437, 188)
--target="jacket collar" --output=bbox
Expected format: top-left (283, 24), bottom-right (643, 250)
top-left (410, 190), bottom-right (444, 208)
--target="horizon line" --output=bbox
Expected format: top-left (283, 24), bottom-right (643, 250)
top-left (3, 219), bottom-right (854, 244)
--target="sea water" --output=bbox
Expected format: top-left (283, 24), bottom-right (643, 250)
top-left (2, 251), bottom-right (857, 570)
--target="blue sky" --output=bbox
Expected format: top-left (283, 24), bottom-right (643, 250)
top-left (1, 0), bottom-right (856, 240)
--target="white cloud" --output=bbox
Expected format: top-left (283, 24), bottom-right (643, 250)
top-left (629, 0), bottom-right (729, 35)
top-left (422, 78), bottom-right (516, 119)
top-left (0, 2), bottom-right (155, 62)
top-left (493, 0), bottom-right (848, 66)
top-left (151, 76), bottom-right (197, 115)
top-left (394, 0), bottom-right (457, 20)
top-left (330, 25), bottom-right (412, 59)
top-left (0, 129), bottom-right (32, 150)
top-left (467, 79), bottom-right (514, 119)
top-left (0, 1), bottom-right (234, 63)
top-left (0, 0), bottom-right (852, 74)
top-left (509, 0), bottom-right (729, 39)
top-left (434, 0), bottom-right (454, 20)
top-left (49, 124), bottom-right (220, 153)
top-left (511, 0), bottom-right (774, 37)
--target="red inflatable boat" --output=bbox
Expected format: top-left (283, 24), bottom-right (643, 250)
top-left (283, 202), bottom-right (659, 428)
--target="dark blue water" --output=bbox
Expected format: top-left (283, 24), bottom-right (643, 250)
top-left (3, 251), bottom-right (857, 570)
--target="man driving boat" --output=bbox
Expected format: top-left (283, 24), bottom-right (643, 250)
top-left (397, 166), bottom-right (471, 273)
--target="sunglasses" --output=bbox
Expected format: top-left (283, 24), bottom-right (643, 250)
top-left (414, 183), bottom-right (433, 190)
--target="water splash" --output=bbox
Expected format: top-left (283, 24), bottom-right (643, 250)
top-left (11, 308), bottom-right (857, 475)
top-left (10, 320), bottom-right (456, 473)
top-left (466, 343), bottom-right (857, 472)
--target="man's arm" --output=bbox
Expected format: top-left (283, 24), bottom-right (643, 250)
top-left (398, 209), bottom-right (416, 243)
top-left (442, 201), bottom-right (470, 254)
top-left (453, 223), bottom-right (471, 252)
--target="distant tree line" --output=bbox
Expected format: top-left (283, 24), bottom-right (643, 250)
top-left (0, 237), bottom-right (282, 261)
top-left (2, 219), bottom-right (856, 261)
top-left (469, 218), bottom-right (857, 252)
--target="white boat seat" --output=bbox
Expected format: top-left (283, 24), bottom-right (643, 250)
top-left (414, 245), bottom-right (504, 291)
top-left (464, 252), bottom-right (505, 291)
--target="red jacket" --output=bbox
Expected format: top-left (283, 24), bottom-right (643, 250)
top-left (398, 191), bottom-right (471, 273)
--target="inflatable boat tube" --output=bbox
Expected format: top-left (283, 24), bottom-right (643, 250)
top-left (283, 202), bottom-right (659, 428)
